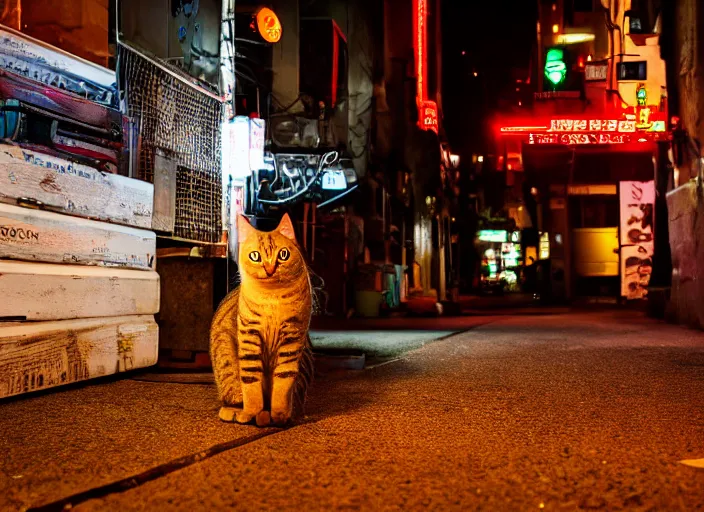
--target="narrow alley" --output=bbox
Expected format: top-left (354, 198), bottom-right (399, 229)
top-left (2, 310), bottom-right (703, 511)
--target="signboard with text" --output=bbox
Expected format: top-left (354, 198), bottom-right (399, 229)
top-left (502, 116), bottom-right (668, 145)
top-left (419, 100), bottom-right (438, 133)
top-left (550, 119), bottom-right (636, 132)
top-left (530, 133), bottom-right (633, 145)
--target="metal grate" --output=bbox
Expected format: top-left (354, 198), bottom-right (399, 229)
top-left (118, 43), bottom-right (222, 243)
top-left (175, 165), bottom-right (223, 242)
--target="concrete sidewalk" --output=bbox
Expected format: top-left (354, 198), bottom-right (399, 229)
top-left (2, 310), bottom-right (704, 511)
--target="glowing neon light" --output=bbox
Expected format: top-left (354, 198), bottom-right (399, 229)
top-left (501, 119), bottom-right (637, 134)
top-left (636, 83), bottom-right (647, 106)
top-left (414, 0), bottom-right (427, 101)
top-left (636, 107), bottom-right (652, 129)
top-left (478, 230), bottom-right (508, 242)
top-left (649, 120), bottom-right (666, 132)
top-left (256, 8), bottom-right (282, 43)
top-left (420, 100), bottom-right (438, 133)
top-left (529, 133), bottom-right (633, 145)
top-left (544, 48), bottom-right (567, 87)
top-left (550, 119), bottom-right (636, 132)
top-left (556, 33), bottom-right (596, 45)
top-left (500, 125), bottom-right (549, 133)
top-left (414, 0), bottom-right (437, 132)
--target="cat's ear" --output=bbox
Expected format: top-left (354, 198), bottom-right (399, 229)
top-left (238, 214), bottom-right (256, 243)
top-left (277, 213), bottom-right (296, 241)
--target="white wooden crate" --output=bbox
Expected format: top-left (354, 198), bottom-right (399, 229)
top-left (0, 144), bottom-right (153, 229)
top-left (0, 203), bottom-right (156, 270)
top-left (0, 260), bottom-right (160, 321)
top-left (0, 315), bottom-right (158, 399)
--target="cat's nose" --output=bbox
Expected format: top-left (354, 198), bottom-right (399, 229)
top-left (264, 262), bottom-right (277, 276)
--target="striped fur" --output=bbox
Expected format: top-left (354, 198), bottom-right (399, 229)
top-left (210, 214), bottom-right (314, 426)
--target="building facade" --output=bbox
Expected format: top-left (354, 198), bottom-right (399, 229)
top-left (228, 0), bottom-right (456, 317)
top-left (659, 0), bottom-right (704, 328)
top-left (493, 0), bottom-right (668, 302)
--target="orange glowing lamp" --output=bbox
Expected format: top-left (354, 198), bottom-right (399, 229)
top-left (256, 7), bottom-right (282, 43)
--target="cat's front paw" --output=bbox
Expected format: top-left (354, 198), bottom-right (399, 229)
top-left (234, 409), bottom-right (258, 424)
top-left (256, 410), bottom-right (271, 426)
top-left (270, 409), bottom-right (292, 426)
top-left (219, 406), bottom-right (238, 422)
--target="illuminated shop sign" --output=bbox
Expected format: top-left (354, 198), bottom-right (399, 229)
top-left (223, 116), bottom-right (258, 182)
top-left (256, 7), bottom-right (282, 43)
top-left (502, 114), bottom-right (667, 145)
top-left (477, 230), bottom-right (507, 243)
top-left (549, 119), bottom-right (636, 132)
top-left (530, 133), bottom-right (633, 145)
top-left (414, 0), bottom-right (438, 133)
top-left (420, 100), bottom-right (438, 133)
top-left (539, 232), bottom-right (550, 260)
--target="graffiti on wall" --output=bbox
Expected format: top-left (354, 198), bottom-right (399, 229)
top-left (620, 181), bottom-right (655, 300)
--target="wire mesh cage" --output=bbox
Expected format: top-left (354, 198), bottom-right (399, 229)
top-left (118, 43), bottom-right (223, 243)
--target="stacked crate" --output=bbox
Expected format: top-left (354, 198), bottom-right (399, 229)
top-left (0, 143), bottom-right (160, 399)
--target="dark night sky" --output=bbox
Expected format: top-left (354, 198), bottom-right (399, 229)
top-left (442, 0), bottom-right (538, 155)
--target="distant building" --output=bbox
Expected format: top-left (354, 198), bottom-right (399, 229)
top-left (493, 0), bottom-right (668, 303)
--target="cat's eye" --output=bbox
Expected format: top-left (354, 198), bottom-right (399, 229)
top-left (278, 248), bottom-right (290, 261)
top-left (249, 251), bottom-right (261, 262)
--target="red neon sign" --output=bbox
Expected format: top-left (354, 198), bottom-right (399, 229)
top-left (549, 119), bottom-right (636, 133)
top-left (414, 0), bottom-right (436, 132)
top-left (529, 133), bottom-right (634, 145)
top-left (420, 100), bottom-right (438, 133)
top-left (414, 0), bottom-right (427, 102)
top-left (330, 21), bottom-right (346, 107)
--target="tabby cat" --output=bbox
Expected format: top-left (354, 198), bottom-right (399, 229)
top-left (210, 213), bottom-right (314, 426)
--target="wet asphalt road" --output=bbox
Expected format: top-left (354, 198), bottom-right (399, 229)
top-left (2, 310), bottom-right (704, 511)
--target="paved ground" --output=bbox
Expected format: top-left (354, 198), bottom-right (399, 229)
top-left (311, 330), bottom-right (456, 359)
top-left (2, 310), bottom-right (704, 511)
